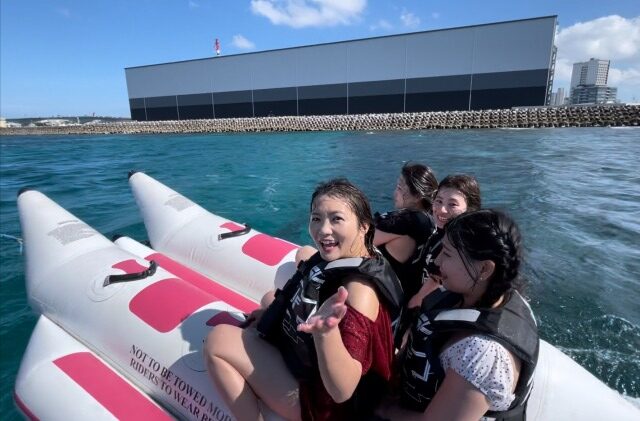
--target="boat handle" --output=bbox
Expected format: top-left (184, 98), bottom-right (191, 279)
top-left (218, 224), bottom-right (251, 241)
top-left (103, 260), bottom-right (158, 287)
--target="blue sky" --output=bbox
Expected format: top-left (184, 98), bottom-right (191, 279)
top-left (1, 0), bottom-right (639, 118)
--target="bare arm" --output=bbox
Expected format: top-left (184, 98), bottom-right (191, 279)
top-left (374, 229), bottom-right (417, 264)
top-left (378, 369), bottom-right (490, 421)
top-left (297, 280), bottom-right (380, 403)
top-left (374, 229), bottom-right (403, 246)
top-left (421, 368), bottom-right (490, 420)
top-left (407, 276), bottom-right (441, 308)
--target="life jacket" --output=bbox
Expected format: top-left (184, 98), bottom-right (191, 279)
top-left (420, 228), bottom-right (444, 282)
top-left (375, 209), bottom-right (437, 300)
top-left (277, 252), bottom-right (403, 381)
top-left (400, 288), bottom-right (539, 421)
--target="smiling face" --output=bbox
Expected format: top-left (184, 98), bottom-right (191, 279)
top-left (432, 187), bottom-right (469, 229)
top-left (393, 175), bottom-right (420, 209)
top-left (309, 194), bottom-right (369, 261)
top-left (435, 235), bottom-right (490, 306)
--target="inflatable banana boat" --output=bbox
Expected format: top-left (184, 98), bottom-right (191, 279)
top-left (13, 173), bottom-right (639, 420)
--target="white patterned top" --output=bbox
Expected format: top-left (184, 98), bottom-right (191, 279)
top-left (439, 334), bottom-right (517, 411)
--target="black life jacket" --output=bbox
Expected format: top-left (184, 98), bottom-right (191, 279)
top-left (400, 288), bottom-right (539, 421)
top-left (375, 209), bottom-right (437, 300)
top-left (278, 252), bottom-right (403, 381)
top-left (420, 228), bottom-right (444, 282)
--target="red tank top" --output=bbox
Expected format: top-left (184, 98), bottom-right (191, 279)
top-left (299, 303), bottom-right (394, 420)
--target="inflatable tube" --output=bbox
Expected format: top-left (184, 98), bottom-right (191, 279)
top-left (128, 172), bottom-right (640, 420)
top-left (14, 316), bottom-right (174, 421)
top-left (16, 189), bottom-right (281, 421)
top-left (128, 171), bottom-right (298, 302)
top-left (529, 340), bottom-right (639, 419)
top-left (15, 185), bottom-right (640, 420)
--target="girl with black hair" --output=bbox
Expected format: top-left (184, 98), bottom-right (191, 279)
top-left (374, 162), bottom-right (439, 300)
top-left (407, 174), bottom-right (482, 309)
top-left (376, 210), bottom-right (539, 421)
top-left (204, 179), bottom-right (403, 421)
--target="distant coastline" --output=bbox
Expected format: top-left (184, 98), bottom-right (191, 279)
top-left (2, 105), bottom-right (638, 136)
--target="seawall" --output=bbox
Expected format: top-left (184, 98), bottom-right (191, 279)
top-left (2, 105), bottom-right (638, 136)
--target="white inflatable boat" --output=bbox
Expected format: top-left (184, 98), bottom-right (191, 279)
top-left (13, 173), bottom-right (639, 420)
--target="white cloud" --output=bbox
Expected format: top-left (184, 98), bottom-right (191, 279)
top-left (188, 1), bottom-right (199, 9)
top-left (250, 0), bottom-right (366, 28)
top-left (554, 15), bottom-right (640, 102)
top-left (609, 67), bottom-right (640, 86)
top-left (231, 34), bottom-right (256, 50)
top-left (556, 15), bottom-right (639, 63)
top-left (400, 9), bottom-right (420, 29)
top-left (370, 19), bottom-right (393, 32)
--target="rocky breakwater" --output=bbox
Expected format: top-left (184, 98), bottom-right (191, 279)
top-left (2, 105), bottom-right (638, 136)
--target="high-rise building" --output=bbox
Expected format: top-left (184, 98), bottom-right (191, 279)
top-left (570, 58), bottom-right (617, 104)
top-left (571, 58), bottom-right (610, 88)
top-left (550, 87), bottom-right (565, 106)
top-left (570, 86), bottom-right (617, 104)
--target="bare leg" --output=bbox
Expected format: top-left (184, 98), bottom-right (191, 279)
top-left (260, 289), bottom-right (276, 308)
top-left (204, 324), bottom-right (302, 421)
top-left (295, 245), bottom-right (317, 265)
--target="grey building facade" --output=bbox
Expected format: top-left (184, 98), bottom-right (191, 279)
top-left (570, 86), bottom-right (618, 105)
top-left (125, 16), bottom-right (557, 121)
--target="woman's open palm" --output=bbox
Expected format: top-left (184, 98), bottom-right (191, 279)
top-left (297, 286), bottom-right (348, 335)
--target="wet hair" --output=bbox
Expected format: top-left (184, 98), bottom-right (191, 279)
top-left (436, 174), bottom-right (481, 212)
top-left (310, 178), bottom-right (376, 256)
top-left (400, 162), bottom-right (438, 209)
top-left (445, 209), bottom-right (523, 307)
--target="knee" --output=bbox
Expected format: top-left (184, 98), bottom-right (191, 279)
top-left (204, 324), bottom-right (235, 363)
top-left (260, 290), bottom-right (276, 308)
top-left (295, 245), bottom-right (317, 265)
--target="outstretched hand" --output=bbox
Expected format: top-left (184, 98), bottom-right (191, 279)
top-left (297, 286), bottom-right (348, 335)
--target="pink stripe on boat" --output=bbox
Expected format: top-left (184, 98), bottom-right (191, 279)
top-left (145, 253), bottom-right (258, 313)
top-left (53, 352), bottom-right (172, 420)
top-left (242, 234), bottom-right (298, 266)
top-left (129, 278), bottom-right (216, 332)
top-left (206, 311), bottom-right (243, 327)
top-left (220, 221), bottom-right (245, 231)
top-left (13, 391), bottom-right (39, 421)
top-left (112, 259), bottom-right (149, 273)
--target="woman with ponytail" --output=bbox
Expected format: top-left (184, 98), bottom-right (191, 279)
top-left (374, 162), bottom-right (439, 301)
top-left (376, 209), bottom-right (539, 420)
top-left (205, 179), bottom-right (403, 420)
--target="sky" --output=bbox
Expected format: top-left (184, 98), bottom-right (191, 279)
top-left (1, 0), bottom-right (639, 118)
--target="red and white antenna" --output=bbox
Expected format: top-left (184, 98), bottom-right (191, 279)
top-left (215, 38), bottom-right (220, 56)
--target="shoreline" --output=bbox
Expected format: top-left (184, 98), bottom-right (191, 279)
top-left (2, 105), bottom-right (638, 136)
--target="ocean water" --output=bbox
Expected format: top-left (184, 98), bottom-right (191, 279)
top-left (1, 128), bottom-right (639, 417)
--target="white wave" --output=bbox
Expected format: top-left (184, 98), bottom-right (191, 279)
top-left (0, 233), bottom-right (23, 253)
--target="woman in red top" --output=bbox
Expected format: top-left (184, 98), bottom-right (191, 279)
top-left (204, 179), bottom-right (400, 420)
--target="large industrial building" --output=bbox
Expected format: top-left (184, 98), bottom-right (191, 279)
top-left (125, 16), bottom-right (557, 121)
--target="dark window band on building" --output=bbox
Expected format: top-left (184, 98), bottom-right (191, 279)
top-left (128, 68), bottom-right (552, 120)
top-left (178, 93), bottom-right (214, 120)
top-left (145, 96), bottom-right (178, 121)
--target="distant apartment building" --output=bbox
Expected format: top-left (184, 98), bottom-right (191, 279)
top-left (571, 85), bottom-right (617, 105)
top-left (571, 58), bottom-right (609, 87)
top-left (550, 87), bottom-right (566, 106)
top-left (570, 58), bottom-right (617, 104)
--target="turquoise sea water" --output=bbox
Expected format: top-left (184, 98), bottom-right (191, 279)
top-left (1, 128), bottom-right (639, 418)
